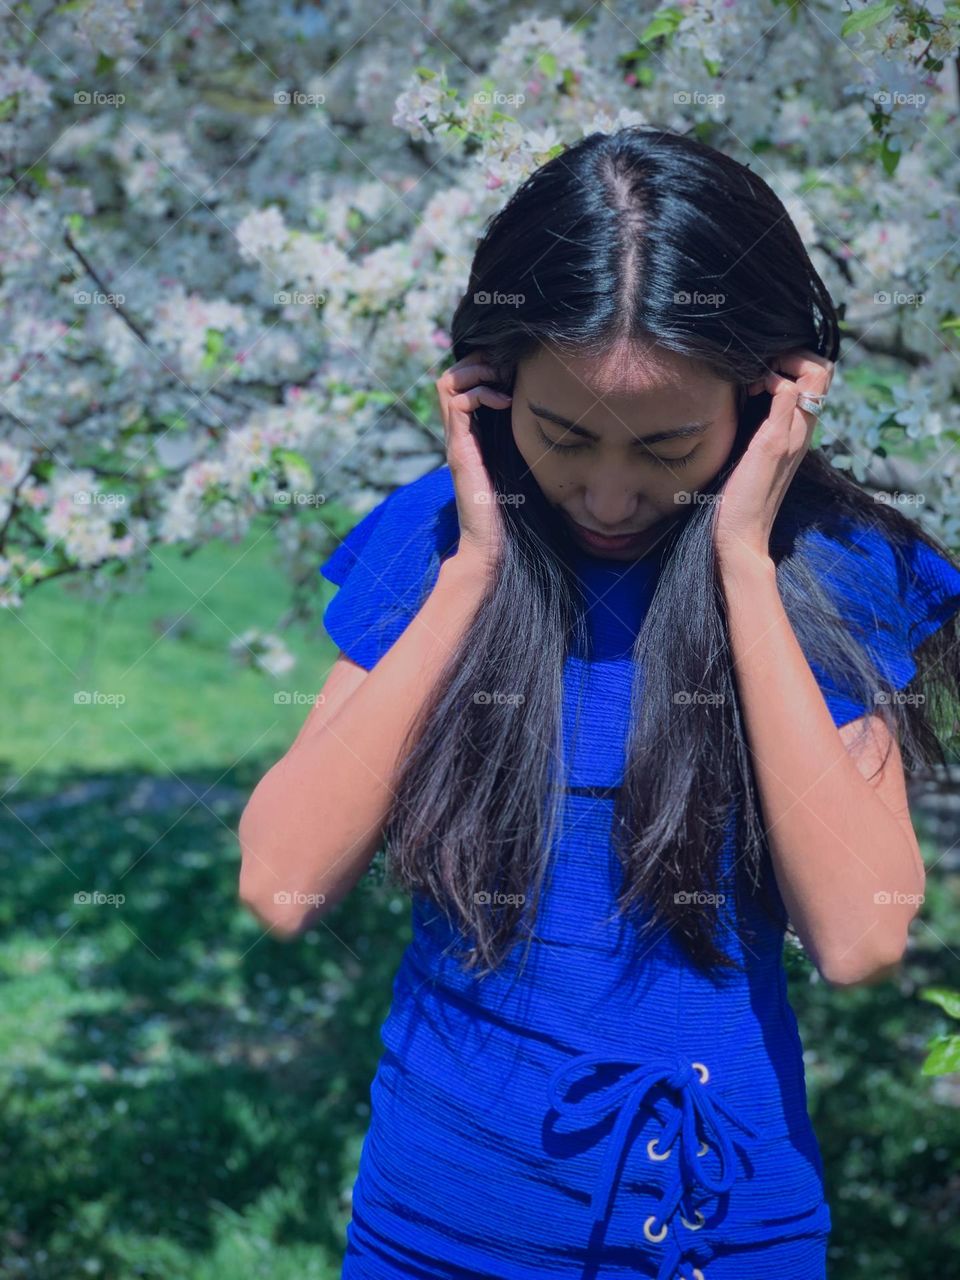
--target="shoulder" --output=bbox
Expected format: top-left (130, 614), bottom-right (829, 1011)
top-left (317, 463), bottom-right (460, 670)
top-left (796, 512), bottom-right (960, 726)
top-left (801, 513), bottom-right (960, 649)
top-left (319, 463), bottom-right (458, 586)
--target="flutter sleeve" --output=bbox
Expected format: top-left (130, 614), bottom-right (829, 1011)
top-left (803, 517), bottom-right (960, 728)
top-left (318, 463), bottom-right (460, 671)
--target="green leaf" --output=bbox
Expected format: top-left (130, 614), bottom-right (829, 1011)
top-left (156, 410), bottom-right (190, 432)
top-left (24, 163), bottom-right (50, 189)
top-left (880, 133), bottom-right (901, 176)
top-left (639, 6), bottom-right (686, 43)
top-left (841, 2), bottom-right (897, 39)
top-left (201, 328), bottom-right (225, 370)
top-left (272, 448), bottom-right (312, 483)
top-left (919, 986), bottom-right (960, 1020)
top-left (537, 52), bottom-right (558, 79)
top-left (920, 1034), bottom-right (960, 1076)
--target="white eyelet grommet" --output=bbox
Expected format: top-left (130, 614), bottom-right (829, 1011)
top-left (680, 1208), bottom-right (706, 1230)
top-left (647, 1136), bottom-right (672, 1161)
top-left (697, 1139), bottom-right (709, 1156)
top-left (692, 1061), bottom-right (709, 1083)
top-left (643, 1215), bottom-right (667, 1243)
top-left (692, 1269), bottom-right (706, 1280)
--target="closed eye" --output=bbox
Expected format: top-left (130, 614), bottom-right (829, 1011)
top-left (535, 422), bottom-right (699, 468)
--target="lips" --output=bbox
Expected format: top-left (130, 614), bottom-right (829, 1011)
top-left (576, 522), bottom-right (640, 539)
top-left (565, 514), bottom-right (645, 549)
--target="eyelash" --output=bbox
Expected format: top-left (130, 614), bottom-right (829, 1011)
top-left (535, 422), bottom-right (699, 469)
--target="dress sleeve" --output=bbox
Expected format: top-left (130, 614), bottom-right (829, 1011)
top-left (804, 518), bottom-right (960, 727)
top-left (318, 464), bottom-right (460, 671)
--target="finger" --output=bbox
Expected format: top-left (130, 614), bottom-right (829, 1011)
top-left (441, 383), bottom-right (510, 438)
top-left (768, 352), bottom-right (834, 387)
top-left (762, 372), bottom-right (822, 442)
top-left (449, 386), bottom-right (512, 418)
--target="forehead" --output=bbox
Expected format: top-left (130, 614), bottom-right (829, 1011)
top-left (521, 342), bottom-right (726, 422)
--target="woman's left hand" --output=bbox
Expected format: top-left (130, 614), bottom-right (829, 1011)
top-left (714, 349), bottom-right (835, 566)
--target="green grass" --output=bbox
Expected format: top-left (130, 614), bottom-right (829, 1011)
top-left (0, 521), bottom-right (958, 1278)
top-left (0, 515), bottom-right (337, 774)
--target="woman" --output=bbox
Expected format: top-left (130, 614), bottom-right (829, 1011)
top-left (238, 128), bottom-right (960, 1279)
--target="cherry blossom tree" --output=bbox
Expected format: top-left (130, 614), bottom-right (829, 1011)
top-left (2, 0), bottom-right (959, 619)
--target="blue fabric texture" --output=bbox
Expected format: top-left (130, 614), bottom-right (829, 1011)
top-left (798, 514), bottom-right (960, 727)
top-left (319, 467), bottom-right (460, 671)
top-left (318, 464), bottom-right (960, 1280)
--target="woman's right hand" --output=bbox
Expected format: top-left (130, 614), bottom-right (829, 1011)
top-left (435, 352), bottom-right (512, 576)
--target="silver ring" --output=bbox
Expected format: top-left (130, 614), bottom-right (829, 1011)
top-left (797, 391), bottom-right (826, 417)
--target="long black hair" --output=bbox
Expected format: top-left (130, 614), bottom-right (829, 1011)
top-left (380, 126), bottom-right (960, 981)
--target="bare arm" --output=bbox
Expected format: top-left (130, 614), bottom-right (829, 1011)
top-left (238, 347), bottom-right (511, 938)
top-left (720, 547), bottom-right (924, 987)
top-left (237, 549), bottom-right (492, 937)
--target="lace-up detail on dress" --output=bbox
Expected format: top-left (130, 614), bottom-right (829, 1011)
top-left (548, 1052), bottom-right (761, 1280)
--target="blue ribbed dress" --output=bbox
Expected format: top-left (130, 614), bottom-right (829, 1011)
top-left (318, 463), bottom-right (960, 1280)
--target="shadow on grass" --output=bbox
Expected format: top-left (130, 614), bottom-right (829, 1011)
top-left (1, 764), bottom-right (958, 1279)
top-left (0, 761), bottom-right (408, 1279)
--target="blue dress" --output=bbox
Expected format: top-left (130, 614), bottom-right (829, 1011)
top-left (318, 463), bottom-right (960, 1280)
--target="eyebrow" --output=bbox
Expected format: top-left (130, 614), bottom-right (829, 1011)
top-left (527, 400), bottom-right (712, 445)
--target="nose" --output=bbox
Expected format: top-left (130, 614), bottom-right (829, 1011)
top-left (582, 489), bottom-right (642, 533)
